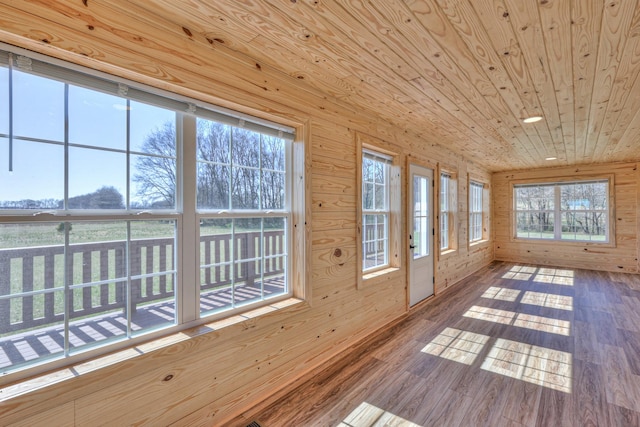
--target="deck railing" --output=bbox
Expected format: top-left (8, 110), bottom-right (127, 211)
top-left (0, 230), bottom-right (285, 334)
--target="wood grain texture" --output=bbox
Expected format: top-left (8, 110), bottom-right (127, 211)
top-left (238, 261), bottom-right (640, 427)
top-left (0, 3), bottom-right (494, 425)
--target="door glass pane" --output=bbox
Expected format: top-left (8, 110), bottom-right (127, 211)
top-left (413, 175), bottom-right (429, 258)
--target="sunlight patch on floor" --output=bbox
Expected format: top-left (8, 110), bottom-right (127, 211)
top-left (464, 306), bottom-right (571, 336)
top-left (481, 286), bottom-right (521, 302)
top-left (421, 327), bottom-right (490, 365)
top-left (463, 305), bottom-right (515, 325)
top-left (521, 291), bottom-right (573, 311)
top-left (502, 265), bottom-right (537, 281)
top-left (339, 402), bottom-right (421, 427)
top-left (533, 268), bottom-right (575, 286)
top-left (481, 338), bottom-right (572, 393)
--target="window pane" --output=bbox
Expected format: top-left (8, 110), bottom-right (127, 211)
top-left (13, 70), bottom-right (64, 142)
top-left (131, 153), bottom-right (176, 209)
top-left (68, 148), bottom-right (126, 209)
top-left (129, 220), bottom-right (176, 334)
top-left (374, 161), bottom-right (385, 184)
top-left (363, 213), bottom-right (388, 270)
top-left (561, 211), bottom-right (607, 241)
top-left (67, 222), bottom-right (127, 353)
top-left (363, 182), bottom-right (374, 210)
top-left (262, 170), bottom-right (285, 209)
top-left (0, 222), bottom-right (66, 370)
top-left (199, 217), bottom-right (287, 316)
top-left (232, 128), bottom-right (260, 168)
top-left (561, 182), bottom-right (607, 211)
top-left (375, 183), bottom-right (386, 210)
top-left (0, 138), bottom-right (64, 209)
top-left (262, 136), bottom-right (285, 171)
top-left (200, 218), bottom-right (233, 314)
top-left (0, 65), bottom-right (7, 135)
top-left (68, 86), bottom-right (126, 150)
top-left (440, 213), bottom-right (449, 250)
top-left (197, 120), bottom-right (230, 162)
top-left (232, 167), bottom-right (260, 209)
top-left (130, 101), bottom-right (176, 153)
top-left (362, 157), bottom-right (374, 182)
top-left (516, 212), bottom-right (554, 239)
top-left (197, 120), bottom-right (285, 212)
top-left (197, 163), bottom-right (230, 210)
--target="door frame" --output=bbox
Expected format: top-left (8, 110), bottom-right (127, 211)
top-left (406, 158), bottom-right (437, 309)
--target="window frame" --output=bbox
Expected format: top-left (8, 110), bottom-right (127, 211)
top-left (468, 180), bottom-right (484, 243)
top-left (361, 149), bottom-right (391, 272)
top-left (512, 177), bottom-right (613, 244)
top-left (439, 170), bottom-right (457, 253)
top-left (0, 44), bottom-right (308, 381)
top-left (356, 134), bottom-right (402, 288)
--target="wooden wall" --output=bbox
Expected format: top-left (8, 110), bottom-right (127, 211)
top-left (493, 162), bottom-right (639, 273)
top-left (0, 2), bottom-right (493, 425)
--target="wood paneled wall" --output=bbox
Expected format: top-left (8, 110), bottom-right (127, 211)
top-left (0, 3), bottom-right (492, 426)
top-left (493, 162), bottom-right (639, 273)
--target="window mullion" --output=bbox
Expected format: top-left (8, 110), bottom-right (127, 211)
top-left (554, 185), bottom-right (562, 239)
top-left (180, 114), bottom-right (198, 323)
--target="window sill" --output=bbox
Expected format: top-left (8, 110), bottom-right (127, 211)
top-left (469, 239), bottom-right (490, 249)
top-left (440, 248), bottom-right (457, 258)
top-left (360, 267), bottom-right (401, 288)
top-left (0, 297), bottom-right (307, 403)
top-left (511, 237), bottom-right (614, 248)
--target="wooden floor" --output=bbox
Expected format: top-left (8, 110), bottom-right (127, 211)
top-left (242, 261), bottom-right (640, 427)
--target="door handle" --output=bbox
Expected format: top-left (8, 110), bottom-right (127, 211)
top-left (409, 245), bottom-right (416, 249)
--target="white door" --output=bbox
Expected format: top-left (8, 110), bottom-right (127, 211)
top-left (409, 164), bottom-right (434, 306)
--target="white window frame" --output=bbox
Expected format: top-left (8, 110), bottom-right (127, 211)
top-left (513, 179), bottom-right (610, 243)
top-left (361, 149), bottom-right (391, 272)
top-left (469, 181), bottom-right (484, 243)
top-left (356, 134), bottom-right (401, 288)
top-left (440, 172), bottom-right (457, 251)
top-left (0, 44), bottom-right (302, 379)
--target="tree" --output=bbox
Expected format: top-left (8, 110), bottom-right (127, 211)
top-left (132, 121), bottom-right (177, 208)
top-left (67, 186), bottom-right (125, 209)
top-left (133, 119), bottom-right (286, 214)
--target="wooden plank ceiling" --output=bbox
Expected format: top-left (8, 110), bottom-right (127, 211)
top-left (6, 0), bottom-right (640, 172)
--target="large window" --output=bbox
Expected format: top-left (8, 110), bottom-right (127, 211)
top-left (440, 172), bottom-right (456, 251)
top-left (362, 150), bottom-right (390, 271)
top-left (0, 47), bottom-right (296, 375)
top-left (514, 180), bottom-right (609, 242)
top-left (469, 181), bottom-right (484, 242)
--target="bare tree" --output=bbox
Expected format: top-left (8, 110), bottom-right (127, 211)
top-left (132, 121), bottom-right (176, 208)
top-left (134, 119), bottom-right (286, 217)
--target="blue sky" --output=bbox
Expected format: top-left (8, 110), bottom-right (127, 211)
top-left (0, 67), bottom-right (175, 204)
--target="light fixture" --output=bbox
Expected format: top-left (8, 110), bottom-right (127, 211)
top-left (523, 116), bottom-right (543, 123)
top-left (545, 157), bottom-right (557, 161)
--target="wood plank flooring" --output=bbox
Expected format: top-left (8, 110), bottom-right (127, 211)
top-left (238, 261), bottom-right (640, 426)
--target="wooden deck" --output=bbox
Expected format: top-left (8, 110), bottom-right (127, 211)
top-left (240, 261), bottom-right (640, 426)
top-left (0, 278), bottom-right (284, 371)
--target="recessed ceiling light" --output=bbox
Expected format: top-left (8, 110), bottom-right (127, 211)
top-left (545, 157), bottom-right (557, 161)
top-left (523, 116), bottom-right (543, 123)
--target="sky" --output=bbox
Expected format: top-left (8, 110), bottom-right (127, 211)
top-left (0, 67), bottom-right (175, 204)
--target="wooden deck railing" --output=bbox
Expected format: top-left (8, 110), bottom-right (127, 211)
top-left (0, 230), bottom-right (285, 334)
